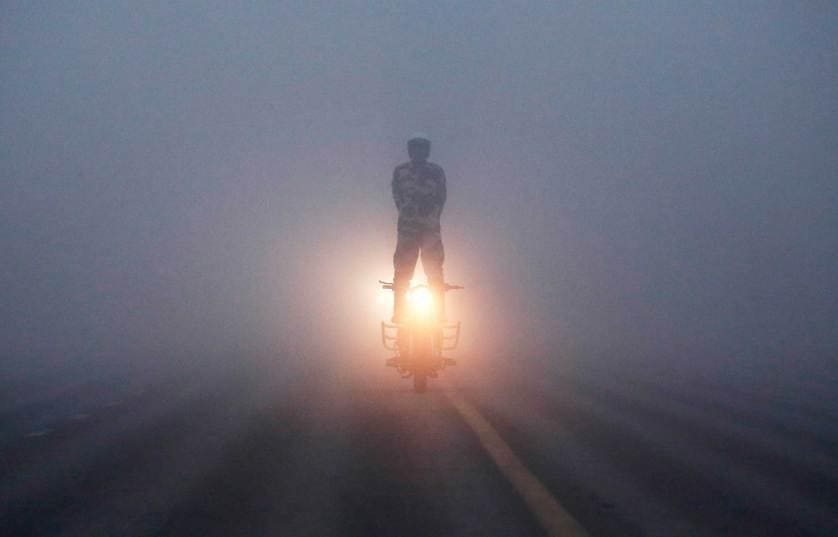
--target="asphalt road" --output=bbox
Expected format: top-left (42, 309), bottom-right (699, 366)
top-left (2, 354), bottom-right (837, 536)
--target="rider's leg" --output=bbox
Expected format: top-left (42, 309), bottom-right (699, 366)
top-left (392, 226), bottom-right (420, 323)
top-left (420, 226), bottom-right (446, 322)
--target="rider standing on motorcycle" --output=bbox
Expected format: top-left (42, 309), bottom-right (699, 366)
top-left (391, 133), bottom-right (447, 323)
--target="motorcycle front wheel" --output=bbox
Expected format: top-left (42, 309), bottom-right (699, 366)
top-left (413, 371), bottom-right (427, 393)
top-left (411, 324), bottom-right (433, 394)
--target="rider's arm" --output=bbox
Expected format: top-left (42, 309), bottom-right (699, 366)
top-left (392, 168), bottom-right (403, 211)
top-left (437, 167), bottom-right (447, 215)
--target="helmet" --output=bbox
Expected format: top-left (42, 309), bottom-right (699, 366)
top-left (407, 132), bottom-right (430, 145)
top-left (407, 132), bottom-right (431, 162)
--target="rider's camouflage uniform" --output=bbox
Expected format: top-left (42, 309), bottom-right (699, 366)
top-left (392, 161), bottom-right (447, 288)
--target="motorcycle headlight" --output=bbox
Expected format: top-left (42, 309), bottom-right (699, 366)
top-left (407, 286), bottom-right (434, 315)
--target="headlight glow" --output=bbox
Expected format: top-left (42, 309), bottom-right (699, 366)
top-left (407, 286), bottom-right (434, 314)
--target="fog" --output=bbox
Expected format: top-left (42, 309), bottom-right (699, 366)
top-left (2, 2), bottom-right (837, 386)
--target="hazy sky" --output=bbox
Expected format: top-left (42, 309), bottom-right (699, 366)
top-left (2, 1), bottom-right (836, 374)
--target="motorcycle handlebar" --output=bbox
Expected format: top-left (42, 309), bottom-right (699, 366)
top-left (378, 280), bottom-right (464, 291)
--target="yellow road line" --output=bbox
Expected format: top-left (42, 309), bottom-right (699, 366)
top-left (445, 388), bottom-right (591, 537)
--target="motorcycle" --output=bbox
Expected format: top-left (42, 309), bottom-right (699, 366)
top-left (379, 281), bottom-right (463, 392)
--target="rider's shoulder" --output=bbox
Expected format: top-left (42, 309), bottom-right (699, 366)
top-left (394, 162), bottom-right (412, 175)
top-left (426, 162), bottom-right (445, 176)
top-left (394, 161), bottom-right (444, 177)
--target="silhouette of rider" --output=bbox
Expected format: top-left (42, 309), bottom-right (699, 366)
top-left (391, 133), bottom-right (447, 322)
